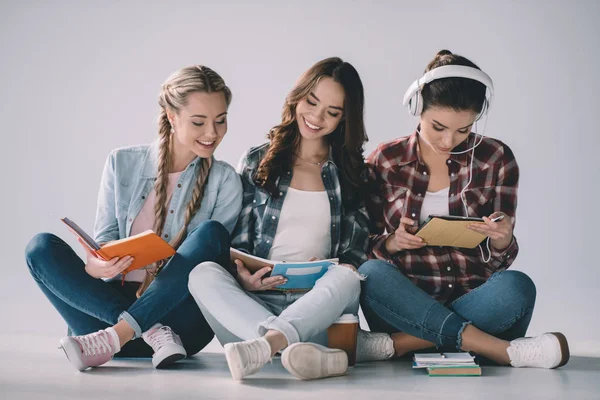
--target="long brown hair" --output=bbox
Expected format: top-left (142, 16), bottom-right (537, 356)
top-left (137, 65), bottom-right (231, 296)
top-left (254, 57), bottom-right (368, 207)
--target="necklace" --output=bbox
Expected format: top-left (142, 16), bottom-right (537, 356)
top-left (295, 152), bottom-right (329, 166)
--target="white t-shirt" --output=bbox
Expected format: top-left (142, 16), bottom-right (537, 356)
top-left (419, 187), bottom-right (450, 224)
top-left (267, 187), bottom-right (331, 262)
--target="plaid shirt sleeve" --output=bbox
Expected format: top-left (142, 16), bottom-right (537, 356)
top-left (485, 142), bottom-right (520, 273)
top-left (366, 145), bottom-right (394, 260)
top-left (230, 149), bottom-right (257, 255)
top-left (338, 200), bottom-right (370, 267)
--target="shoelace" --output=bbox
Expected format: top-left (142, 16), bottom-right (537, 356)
top-left (147, 326), bottom-right (181, 350)
top-left (514, 338), bottom-right (544, 362)
top-left (77, 331), bottom-right (112, 357)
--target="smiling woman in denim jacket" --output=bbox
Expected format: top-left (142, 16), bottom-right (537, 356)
top-left (188, 58), bottom-right (395, 382)
top-left (25, 66), bottom-right (242, 371)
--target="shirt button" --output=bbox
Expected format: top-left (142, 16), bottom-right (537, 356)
top-left (164, 234), bottom-right (169, 238)
top-left (170, 210), bottom-right (174, 214)
top-left (177, 184), bottom-right (182, 188)
top-left (451, 173), bottom-right (456, 177)
top-left (330, 197), bottom-right (334, 200)
top-left (323, 174), bottom-right (326, 178)
top-left (447, 160), bottom-right (451, 164)
top-left (448, 283), bottom-right (453, 288)
top-left (129, 218), bottom-right (132, 222)
top-left (253, 200), bottom-right (256, 203)
top-left (417, 193), bottom-right (422, 197)
top-left (272, 216), bottom-right (276, 220)
top-left (266, 240), bottom-right (271, 244)
top-left (447, 266), bottom-right (451, 271)
top-left (332, 224), bottom-right (336, 227)
top-left (279, 192), bottom-right (283, 196)
top-left (287, 171), bottom-right (291, 175)
top-left (141, 196), bottom-right (146, 200)
top-left (423, 171), bottom-right (428, 175)
top-left (411, 213), bottom-right (416, 217)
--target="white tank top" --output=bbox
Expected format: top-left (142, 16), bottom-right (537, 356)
top-left (267, 187), bottom-right (331, 262)
top-left (419, 187), bottom-right (450, 224)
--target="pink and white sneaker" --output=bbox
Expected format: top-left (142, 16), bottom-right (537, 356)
top-left (142, 323), bottom-right (187, 369)
top-left (59, 328), bottom-right (120, 371)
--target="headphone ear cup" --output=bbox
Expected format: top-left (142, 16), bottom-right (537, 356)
top-left (476, 98), bottom-right (489, 121)
top-left (414, 91), bottom-right (424, 116)
top-left (407, 90), bottom-right (422, 116)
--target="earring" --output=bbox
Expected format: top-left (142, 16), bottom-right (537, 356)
top-left (170, 127), bottom-right (174, 134)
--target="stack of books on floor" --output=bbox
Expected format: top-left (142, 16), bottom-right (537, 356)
top-left (413, 352), bottom-right (481, 376)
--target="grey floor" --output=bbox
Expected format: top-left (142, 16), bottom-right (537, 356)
top-left (1, 334), bottom-right (599, 400)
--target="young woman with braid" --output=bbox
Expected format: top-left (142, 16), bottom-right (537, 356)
top-left (189, 58), bottom-right (394, 382)
top-left (25, 65), bottom-right (242, 371)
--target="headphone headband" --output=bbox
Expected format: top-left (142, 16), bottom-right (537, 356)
top-left (402, 65), bottom-right (494, 116)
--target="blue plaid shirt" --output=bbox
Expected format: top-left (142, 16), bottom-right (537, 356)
top-left (231, 143), bottom-right (369, 267)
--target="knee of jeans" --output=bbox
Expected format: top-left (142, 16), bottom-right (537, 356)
top-left (188, 220), bottom-right (230, 247)
top-left (358, 259), bottom-right (394, 291)
top-left (188, 261), bottom-right (229, 298)
top-left (24, 232), bottom-right (58, 270)
top-left (501, 270), bottom-right (537, 307)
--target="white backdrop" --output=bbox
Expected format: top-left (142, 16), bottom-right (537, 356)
top-left (1, 0), bottom-right (598, 354)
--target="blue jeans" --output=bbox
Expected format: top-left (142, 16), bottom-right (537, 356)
top-left (359, 260), bottom-right (536, 350)
top-left (25, 220), bottom-right (230, 357)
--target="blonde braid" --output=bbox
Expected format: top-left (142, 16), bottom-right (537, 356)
top-left (153, 109), bottom-right (172, 238)
top-left (169, 157), bottom-right (213, 249)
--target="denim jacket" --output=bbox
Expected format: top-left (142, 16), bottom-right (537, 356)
top-left (94, 142), bottom-right (243, 244)
top-left (231, 143), bottom-right (369, 267)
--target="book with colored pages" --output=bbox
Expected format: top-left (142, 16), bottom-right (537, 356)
top-left (427, 365), bottom-right (482, 376)
top-left (413, 352), bottom-right (481, 376)
top-left (230, 248), bottom-right (338, 290)
top-left (61, 217), bottom-right (176, 276)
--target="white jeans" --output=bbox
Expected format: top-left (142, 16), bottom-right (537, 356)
top-left (188, 262), bottom-right (362, 346)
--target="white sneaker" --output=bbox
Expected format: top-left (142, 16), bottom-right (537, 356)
top-left (281, 342), bottom-right (348, 380)
top-left (224, 338), bottom-right (271, 381)
top-left (356, 330), bottom-right (395, 363)
top-left (507, 332), bottom-right (570, 369)
top-left (142, 323), bottom-right (187, 369)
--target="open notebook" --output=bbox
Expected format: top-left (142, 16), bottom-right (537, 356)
top-left (230, 248), bottom-right (338, 290)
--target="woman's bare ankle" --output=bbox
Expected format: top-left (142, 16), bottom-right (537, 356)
top-left (112, 320), bottom-right (135, 347)
top-left (264, 330), bottom-right (288, 357)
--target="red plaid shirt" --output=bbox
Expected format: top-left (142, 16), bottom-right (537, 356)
top-left (367, 131), bottom-right (520, 304)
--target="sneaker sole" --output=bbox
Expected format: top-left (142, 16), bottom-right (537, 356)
top-left (154, 352), bottom-right (186, 369)
top-left (281, 343), bottom-right (348, 380)
top-left (549, 332), bottom-right (570, 368)
top-left (224, 344), bottom-right (244, 381)
top-left (59, 338), bottom-right (87, 371)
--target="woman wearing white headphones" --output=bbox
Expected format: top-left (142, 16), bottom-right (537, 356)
top-left (358, 50), bottom-right (569, 369)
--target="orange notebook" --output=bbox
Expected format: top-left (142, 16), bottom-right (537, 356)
top-left (61, 217), bottom-right (176, 274)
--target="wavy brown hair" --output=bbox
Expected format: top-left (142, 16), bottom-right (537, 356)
top-left (137, 65), bottom-right (232, 297)
top-left (253, 57), bottom-right (368, 207)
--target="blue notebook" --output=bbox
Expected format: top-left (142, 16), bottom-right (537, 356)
top-left (230, 248), bottom-right (338, 290)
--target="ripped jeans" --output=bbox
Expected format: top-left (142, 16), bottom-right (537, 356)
top-left (359, 260), bottom-right (536, 350)
top-left (188, 262), bottom-right (363, 346)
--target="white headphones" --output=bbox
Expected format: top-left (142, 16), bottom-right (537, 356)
top-left (402, 65), bottom-right (495, 120)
